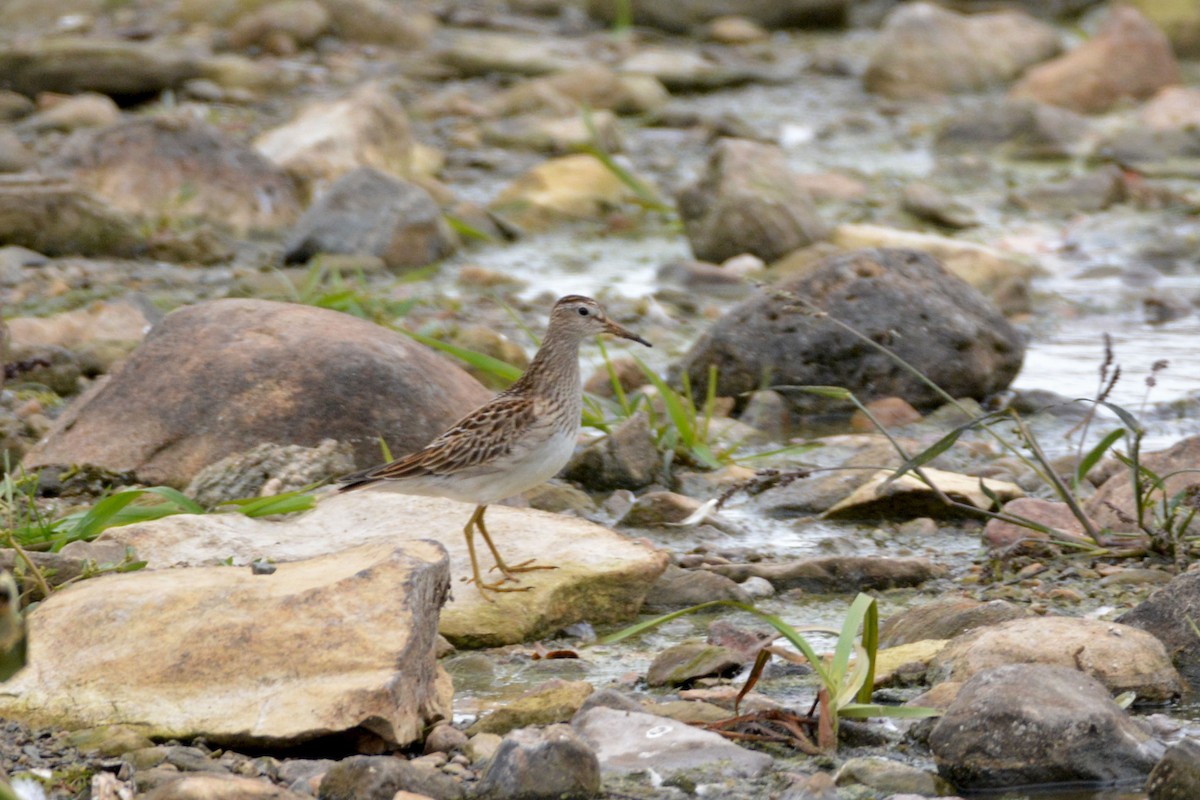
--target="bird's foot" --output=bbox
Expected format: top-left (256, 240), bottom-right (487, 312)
top-left (490, 559), bottom-right (558, 578)
top-left (467, 575), bottom-right (534, 601)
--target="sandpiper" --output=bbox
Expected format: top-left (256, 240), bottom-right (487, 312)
top-left (339, 295), bottom-right (651, 597)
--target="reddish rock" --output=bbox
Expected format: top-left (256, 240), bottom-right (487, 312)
top-left (25, 299), bottom-right (491, 487)
top-left (1011, 6), bottom-right (1181, 114)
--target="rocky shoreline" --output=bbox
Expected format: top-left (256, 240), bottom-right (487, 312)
top-left (1, 0), bottom-right (1200, 798)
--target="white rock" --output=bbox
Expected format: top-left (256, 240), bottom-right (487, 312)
top-left (573, 707), bottom-right (772, 778)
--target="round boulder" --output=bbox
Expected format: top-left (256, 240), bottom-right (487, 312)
top-left (676, 248), bottom-right (1024, 415)
top-left (676, 137), bottom-right (827, 264)
top-left (930, 664), bottom-right (1163, 789)
top-left (24, 299), bottom-right (492, 487)
top-left (51, 116), bottom-right (301, 234)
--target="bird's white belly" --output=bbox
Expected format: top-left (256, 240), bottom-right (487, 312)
top-left (373, 426), bottom-right (580, 506)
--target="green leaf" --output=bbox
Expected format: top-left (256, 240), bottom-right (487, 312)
top-left (888, 410), bottom-right (1007, 484)
top-left (837, 703), bottom-right (941, 719)
top-left (1096, 401), bottom-right (1144, 436)
top-left (398, 329), bottom-right (523, 384)
top-left (142, 486), bottom-right (205, 514)
top-left (444, 214), bottom-right (496, 243)
top-left (218, 491), bottom-right (315, 517)
top-left (792, 385), bottom-right (854, 400)
top-left (1076, 429), bottom-right (1125, 485)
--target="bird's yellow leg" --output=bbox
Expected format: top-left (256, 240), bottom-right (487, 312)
top-left (476, 506), bottom-right (557, 578)
top-left (465, 505), bottom-right (533, 596)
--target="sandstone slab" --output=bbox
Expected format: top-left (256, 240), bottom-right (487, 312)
top-left (0, 541), bottom-right (452, 747)
top-left (98, 491), bottom-right (669, 648)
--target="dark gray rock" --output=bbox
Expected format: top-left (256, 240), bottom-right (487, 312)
top-left (475, 724), bottom-right (600, 799)
top-left (0, 175), bottom-right (144, 258)
top-left (705, 556), bottom-right (942, 592)
top-left (318, 755), bottom-right (464, 800)
top-left (562, 414), bottom-right (661, 491)
top-left (24, 299), bottom-right (491, 488)
top-left (930, 664), bottom-right (1164, 789)
top-left (934, 100), bottom-right (1092, 159)
top-left (1147, 739), bottom-right (1200, 800)
top-left (643, 564), bottom-right (751, 611)
top-left (1012, 164), bottom-right (1127, 214)
top-left (864, 3), bottom-right (1061, 99)
top-left (285, 167), bottom-right (456, 272)
top-left (1119, 570), bottom-right (1200, 692)
top-left (677, 249), bottom-right (1024, 415)
top-left (0, 38), bottom-right (200, 98)
top-left (677, 138), bottom-right (827, 264)
top-left (573, 688), bottom-right (644, 719)
top-left (185, 439), bottom-right (356, 507)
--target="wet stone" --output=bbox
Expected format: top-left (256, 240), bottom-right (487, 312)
top-left (574, 707), bottom-right (773, 778)
top-left (474, 724), bottom-right (600, 800)
top-left (646, 642), bottom-right (744, 687)
top-left (317, 755), bottom-right (465, 800)
top-left (1147, 738), bottom-right (1200, 800)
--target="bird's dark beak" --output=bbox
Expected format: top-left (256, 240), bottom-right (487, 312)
top-left (603, 318), bottom-right (651, 347)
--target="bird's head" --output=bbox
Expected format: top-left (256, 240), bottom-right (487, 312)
top-left (551, 295), bottom-right (651, 347)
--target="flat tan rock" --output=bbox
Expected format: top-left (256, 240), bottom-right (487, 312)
top-left (99, 491), bottom-right (669, 648)
top-left (929, 616), bottom-right (1182, 702)
top-left (824, 467), bottom-right (1023, 520)
top-left (0, 541), bottom-right (451, 747)
top-left (255, 82), bottom-right (416, 194)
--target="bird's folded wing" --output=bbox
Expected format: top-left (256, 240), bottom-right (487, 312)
top-left (344, 393), bottom-right (538, 485)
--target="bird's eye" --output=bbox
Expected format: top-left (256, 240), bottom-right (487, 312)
top-left (578, 307), bottom-right (589, 316)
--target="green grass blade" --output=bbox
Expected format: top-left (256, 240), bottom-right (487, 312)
top-left (830, 593), bottom-right (873, 691)
top-left (888, 411), bottom-right (1007, 483)
top-left (1076, 428), bottom-right (1125, 486)
top-left (218, 490), bottom-right (316, 517)
top-left (837, 703), bottom-right (941, 719)
top-left (1096, 400), bottom-right (1145, 436)
top-left (142, 486), bottom-right (205, 515)
top-left (398, 328), bottom-right (523, 383)
top-left (597, 600), bottom-right (742, 645)
top-left (444, 214), bottom-right (496, 243)
top-left (58, 490), bottom-right (149, 546)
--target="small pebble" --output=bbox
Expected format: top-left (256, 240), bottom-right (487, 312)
top-left (739, 576), bottom-right (775, 599)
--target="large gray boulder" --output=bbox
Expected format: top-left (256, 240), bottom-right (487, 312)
top-left (676, 248), bottom-right (1024, 415)
top-left (930, 664), bottom-right (1164, 788)
top-left (25, 299), bottom-right (492, 487)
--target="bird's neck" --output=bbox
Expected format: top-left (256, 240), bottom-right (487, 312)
top-left (512, 331), bottom-right (582, 402)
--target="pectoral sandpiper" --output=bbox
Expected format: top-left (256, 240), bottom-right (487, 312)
top-left (339, 295), bottom-right (650, 597)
